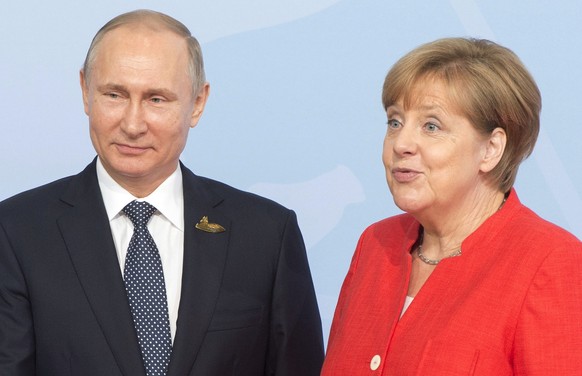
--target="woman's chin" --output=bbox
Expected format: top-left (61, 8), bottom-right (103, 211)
top-left (393, 198), bottom-right (422, 214)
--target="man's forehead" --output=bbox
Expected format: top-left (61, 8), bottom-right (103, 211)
top-left (93, 24), bottom-right (188, 64)
top-left (102, 22), bottom-right (182, 43)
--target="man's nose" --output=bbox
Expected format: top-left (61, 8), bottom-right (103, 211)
top-left (120, 100), bottom-right (147, 136)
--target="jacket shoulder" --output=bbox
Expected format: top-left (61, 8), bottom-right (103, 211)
top-left (511, 203), bottom-right (580, 245)
top-left (0, 175), bottom-right (74, 217)
top-left (185, 170), bottom-right (293, 219)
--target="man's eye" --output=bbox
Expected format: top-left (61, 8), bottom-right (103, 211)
top-left (151, 97), bottom-right (163, 103)
top-left (106, 93), bottom-right (119, 99)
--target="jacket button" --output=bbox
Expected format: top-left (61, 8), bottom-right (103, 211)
top-left (370, 354), bottom-right (381, 370)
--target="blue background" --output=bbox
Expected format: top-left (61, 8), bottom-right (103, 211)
top-left (2, 0), bottom-right (581, 343)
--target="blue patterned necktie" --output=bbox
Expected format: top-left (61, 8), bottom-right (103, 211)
top-left (123, 200), bottom-right (172, 376)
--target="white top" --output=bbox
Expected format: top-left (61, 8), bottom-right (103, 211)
top-left (96, 158), bottom-right (184, 343)
top-left (400, 295), bottom-right (414, 318)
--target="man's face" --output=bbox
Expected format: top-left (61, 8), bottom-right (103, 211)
top-left (81, 25), bottom-right (209, 196)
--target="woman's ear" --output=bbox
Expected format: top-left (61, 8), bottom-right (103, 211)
top-left (480, 127), bottom-right (506, 173)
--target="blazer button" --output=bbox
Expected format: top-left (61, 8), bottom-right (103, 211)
top-left (370, 354), bottom-right (381, 371)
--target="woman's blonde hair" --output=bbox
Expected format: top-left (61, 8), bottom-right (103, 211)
top-left (382, 37), bottom-right (541, 192)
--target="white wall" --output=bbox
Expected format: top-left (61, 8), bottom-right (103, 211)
top-left (2, 0), bottom-right (581, 342)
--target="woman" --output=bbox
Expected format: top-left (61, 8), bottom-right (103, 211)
top-left (322, 38), bottom-right (582, 375)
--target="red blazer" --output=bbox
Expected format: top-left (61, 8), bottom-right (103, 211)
top-left (322, 190), bottom-right (582, 375)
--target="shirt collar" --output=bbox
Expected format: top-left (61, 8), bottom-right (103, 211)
top-left (96, 157), bottom-right (184, 232)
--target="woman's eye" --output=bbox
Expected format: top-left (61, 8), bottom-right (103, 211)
top-left (425, 122), bottom-right (439, 132)
top-left (387, 119), bottom-right (401, 129)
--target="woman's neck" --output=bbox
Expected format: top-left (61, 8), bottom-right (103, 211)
top-left (415, 189), bottom-right (506, 260)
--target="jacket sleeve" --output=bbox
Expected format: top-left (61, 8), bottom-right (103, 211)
top-left (324, 228), bottom-right (363, 349)
top-left (513, 238), bottom-right (582, 375)
top-left (0, 222), bottom-right (36, 375)
top-left (320, 226), bottom-right (368, 375)
top-left (266, 210), bottom-right (324, 376)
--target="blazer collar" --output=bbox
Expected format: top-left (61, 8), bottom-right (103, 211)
top-left (167, 163), bottom-right (231, 376)
top-left (58, 159), bottom-right (146, 376)
top-left (59, 160), bottom-right (232, 376)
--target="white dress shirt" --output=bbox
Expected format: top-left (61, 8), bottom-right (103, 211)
top-left (400, 296), bottom-right (414, 318)
top-left (96, 158), bottom-right (184, 343)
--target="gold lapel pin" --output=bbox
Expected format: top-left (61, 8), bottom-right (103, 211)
top-left (195, 216), bottom-right (226, 233)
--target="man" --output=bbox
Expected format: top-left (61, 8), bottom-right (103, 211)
top-left (0, 9), bottom-right (324, 376)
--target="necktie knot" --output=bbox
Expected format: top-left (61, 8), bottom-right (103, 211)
top-left (123, 200), bottom-right (156, 228)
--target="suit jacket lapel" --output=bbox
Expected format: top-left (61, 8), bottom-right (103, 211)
top-left (58, 161), bottom-right (145, 376)
top-left (168, 165), bottom-right (231, 376)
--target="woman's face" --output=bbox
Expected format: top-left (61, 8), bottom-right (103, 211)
top-left (383, 79), bottom-right (493, 217)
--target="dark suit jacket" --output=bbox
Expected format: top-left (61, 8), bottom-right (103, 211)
top-left (0, 160), bottom-right (324, 376)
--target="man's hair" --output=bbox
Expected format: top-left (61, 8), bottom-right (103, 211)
top-left (382, 37), bottom-right (541, 192)
top-left (82, 9), bottom-right (206, 95)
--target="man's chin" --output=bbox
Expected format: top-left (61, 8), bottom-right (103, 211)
top-left (103, 160), bottom-right (151, 180)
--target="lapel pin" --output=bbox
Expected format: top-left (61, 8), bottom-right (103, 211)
top-left (195, 216), bottom-right (226, 233)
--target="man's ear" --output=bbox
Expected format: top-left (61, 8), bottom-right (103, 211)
top-left (190, 82), bottom-right (210, 128)
top-left (80, 70), bottom-right (90, 116)
top-left (480, 127), bottom-right (507, 173)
